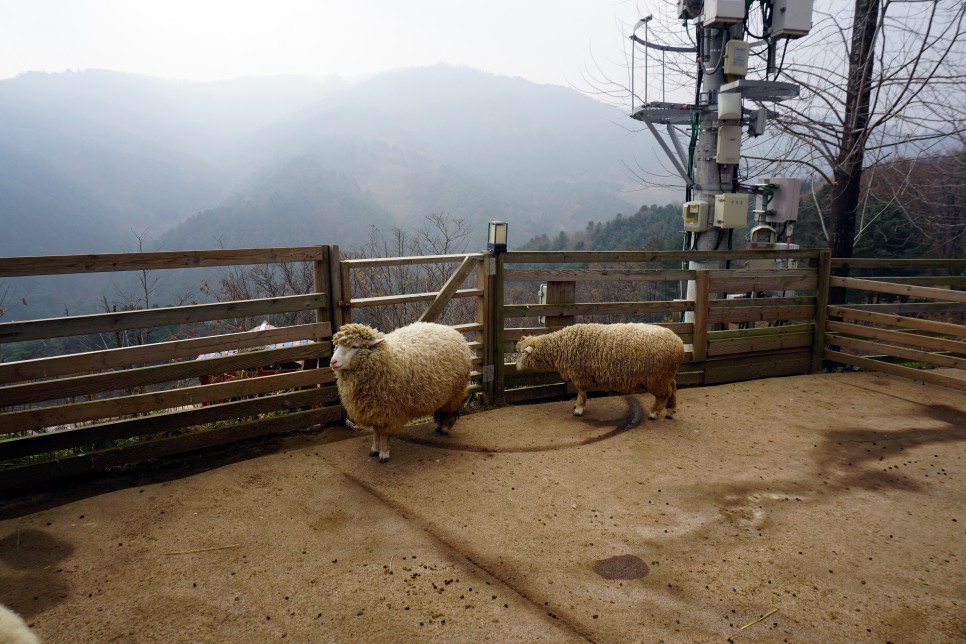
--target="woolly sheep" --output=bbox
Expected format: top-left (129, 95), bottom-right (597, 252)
top-left (329, 321), bottom-right (472, 463)
top-left (515, 322), bottom-right (683, 420)
top-left (0, 604), bottom-right (40, 644)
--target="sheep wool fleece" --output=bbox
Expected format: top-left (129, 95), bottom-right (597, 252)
top-left (332, 322), bottom-right (472, 432)
top-left (516, 322), bottom-right (683, 418)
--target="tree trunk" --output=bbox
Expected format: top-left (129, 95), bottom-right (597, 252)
top-left (829, 0), bottom-right (880, 304)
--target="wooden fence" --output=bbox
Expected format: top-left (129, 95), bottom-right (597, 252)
top-left (4, 246), bottom-right (964, 491)
top-left (824, 258), bottom-right (966, 392)
top-left (496, 249), bottom-right (829, 403)
top-left (0, 247), bottom-right (343, 490)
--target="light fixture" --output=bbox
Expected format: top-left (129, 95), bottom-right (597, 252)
top-left (487, 221), bottom-right (508, 253)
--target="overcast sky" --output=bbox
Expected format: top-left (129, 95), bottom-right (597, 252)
top-left (0, 0), bottom-right (645, 89)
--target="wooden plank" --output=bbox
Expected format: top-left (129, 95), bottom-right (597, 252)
top-left (504, 300), bottom-right (692, 319)
top-left (0, 322), bottom-right (331, 384)
top-left (692, 270), bottom-right (709, 362)
top-left (0, 294), bottom-right (327, 344)
top-left (544, 281), bottom-right (575, 330)
top-left (812, 250), bottom-right (832, 373)
top-left (493, 253), bottom-right (506, 404)
top-left (826, 320), bottom-right (966, 354)
top-left (708, 305), bottom-right (815, 324)
top-left (504, 268), bottom-right (695, 282)
top-left (825, 349), bottom-right (966, 393)
top-left (419, 255), bottom-right (479, 323)
top-left (828, 306), bottom-right (966, 339)
top-left (0, 342), bottom-right (332, 407)
top-left (0, 387), bottom-right (337, 460)
top-left (327, 244), bottom-right (345, 329)
top-left (710, 295), bottom-right (814, 308)
top-left (0, 406), bottom-right (343, 492)
top-left (702, 349), bottom-right (812, 384)
top-left (873, 276), bottom-right (966, 287)
top-left (341, 253), bottom-right (482, 269)
top-left (505, 249), bottom-right (820, 264)
top-left (350, 288), bottom-right (483, 309)
top-left (0, 247), bottom-right (328, 278)
top-left (830, 258), bottom-right (966, 269)
top-left (838, 302), bottom-right (966, 314)
top-left (708, 269), bottom-right (817, 293)
top-left (708, 330), bottom-right (813, 357)
top-left (830, 276), bottom-right (966, 303)
top-left (2, 368), bottom-right (337, 433)
top-left (827, 335), bottom-right (966, 370)
top-left (707, 322), bottom-right (813, 341)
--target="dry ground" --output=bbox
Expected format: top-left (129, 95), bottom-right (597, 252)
top-left (1, 371), bottom-right (964, 643)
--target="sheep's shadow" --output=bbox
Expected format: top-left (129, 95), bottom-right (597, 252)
top-left (0, 529), bottom-right (73, 618)
top-left (397, 395), bottom-right (650, 454)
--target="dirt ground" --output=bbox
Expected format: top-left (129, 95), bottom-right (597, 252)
top-left (1, 371), bottom-right (964, 643)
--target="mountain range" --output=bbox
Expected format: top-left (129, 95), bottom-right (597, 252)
top-left (0, 65), bottom-right (674, 319)
top-left (1, 66), bottom-right (672, 255)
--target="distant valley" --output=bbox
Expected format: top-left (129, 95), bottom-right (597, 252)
top-left (0, 65), bottom-right (673, 318)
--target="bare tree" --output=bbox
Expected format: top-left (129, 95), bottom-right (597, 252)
top-left (600, 1), bottom-right (966, 282)
top-left (760, 1), bottom-right (966, 265)
top-left (344, 213), bottom-right (475, 331)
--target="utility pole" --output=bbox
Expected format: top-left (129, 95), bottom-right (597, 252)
top-left (629, 0), bottom-right (813, 327)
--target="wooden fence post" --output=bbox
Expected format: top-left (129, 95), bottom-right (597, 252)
top-left (478, 255), bottom-right (494, 404)
top-left (326, 245), bottom-right (344, 332)
top-left (492, 252), bottom-right (506, 405)
top-left (545, 281), bottom-right (576, 329)
top-left (692, 270), bottom-right (709, 363)
top-left (811, 249), bottom-right (831, 373)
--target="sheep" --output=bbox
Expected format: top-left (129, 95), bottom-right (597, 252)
top-left (515, 322), bottom-right (683, 420)
top-left (329, 321), bottom-right (472, 463)
top-left (0, 604), bottom-right (40, 644)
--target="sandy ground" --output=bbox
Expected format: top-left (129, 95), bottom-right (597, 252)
top-left (1, 371), bottom-right (964, 643)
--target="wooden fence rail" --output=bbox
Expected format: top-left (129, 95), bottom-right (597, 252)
top-left (824, 260), bottom-right (966, 393)
top-left (3, 245), bottom-right (963, 492)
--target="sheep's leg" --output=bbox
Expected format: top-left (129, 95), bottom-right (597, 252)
top-left (572, 383), bottom-right (591, 416)
top-left (665, 381), bottom-right (678, 419)
top-left (369, 431), bottom-right (380, 458)
top-left (648, 393), bottom-right (668, 420)
top-left (648, 382), bottom-right (677, 420)
top-left (377, 431), bottom-right (392, 464)
top-left (433, 408), bottom-right (458, 435)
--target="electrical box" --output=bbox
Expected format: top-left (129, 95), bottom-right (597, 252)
top-left (759, 176), bottom-right (803, 222)
top-left (703, 0), bottom-right (745, 26)
top-left (718, 92), bottom-right (742, 120)
top-left (714, 193), bottom-right (749, 228)
top-left (716, 125), bottom-right (741, 164)
top-left (682, 200), bottom-right (710, 232)
top-left (748, 108), bottom-right (767, 136)
top-left (770, 0), bottom-right (814, 38)
top-left (723, 40), bottom-right (750, 76)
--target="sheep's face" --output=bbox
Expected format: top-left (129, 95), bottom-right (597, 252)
top-left (330, 336), bottom-right (384, 372)
top-left (515, 338), bottom-right (536, 371)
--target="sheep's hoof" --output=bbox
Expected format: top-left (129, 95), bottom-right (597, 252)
top-left (433, 426), bottom-right (449, 435)
top-left (664, 411), bottom-right (675, 419)
top-left (572, 407), bottom-right (584, 416)
top-left (647, 411), bottom-right (658, 420)
top-left (369, 450), bottom-right (379, 458)
top-left (378, 457), bottom-right (389, 464)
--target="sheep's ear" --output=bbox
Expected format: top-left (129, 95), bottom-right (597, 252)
top-left (368, 337), bottom-right (385, 347)
top-left (524, 346), bottom-right (533, 354)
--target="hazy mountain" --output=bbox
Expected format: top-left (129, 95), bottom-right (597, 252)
top-left (0, 65), bottom-right (673, 318)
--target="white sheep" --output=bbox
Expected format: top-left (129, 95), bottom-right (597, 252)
top-left (0, 604), bottom-right (40, 644)
top-left (515, 322), bottom-right (683, 420)
top-left (329, 321), bottom-right (472, 463)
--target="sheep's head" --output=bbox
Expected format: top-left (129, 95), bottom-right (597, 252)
top-left (515, 336), bottom-right (537, 371)
top-left (330, 323), bottom-right (385, 372)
